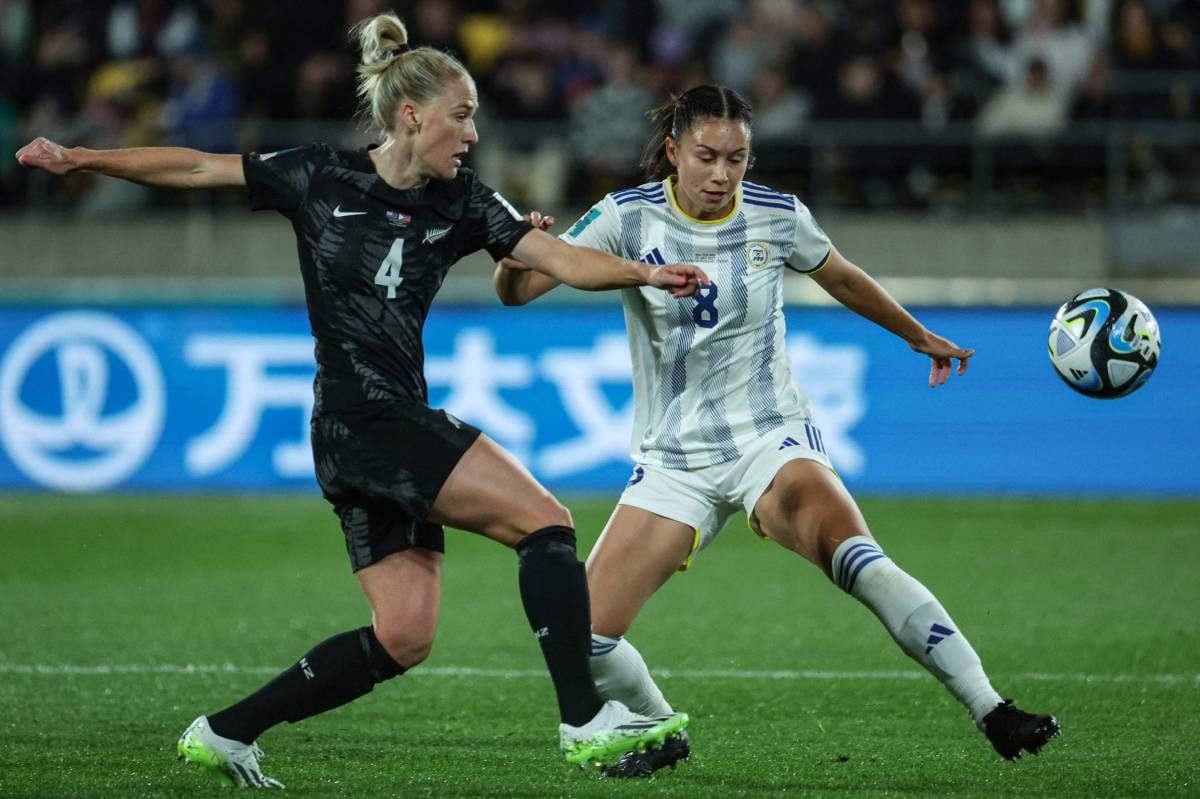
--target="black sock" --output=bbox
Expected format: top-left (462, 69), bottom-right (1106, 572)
top-left (207, 627), bottom-right (405, 744)
top-left (516, 525), bottom-right (604, 727)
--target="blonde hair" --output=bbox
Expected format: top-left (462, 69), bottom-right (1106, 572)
top-left (351, 12), bottom-right (472, 134)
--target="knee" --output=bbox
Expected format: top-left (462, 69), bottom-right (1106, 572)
top-left (590, 612), bottom-right (631, 639)
top-left (503, 498), bottom-right (571, 545)
top-left (372, 622), bottom-right (435, 669)
top-left (533, 497), bottom-right (572, 530)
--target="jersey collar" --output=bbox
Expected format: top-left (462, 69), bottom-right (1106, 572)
top-left (665, 176), bottom-right (740, 225)
top-left (355, 146), bottom-right (467, 220)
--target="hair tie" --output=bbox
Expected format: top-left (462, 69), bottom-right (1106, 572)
top-left (375, 43), bottom-right (411, 64)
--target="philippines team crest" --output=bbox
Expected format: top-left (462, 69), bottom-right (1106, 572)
top-left (746, 241), bottom-right (771, 269)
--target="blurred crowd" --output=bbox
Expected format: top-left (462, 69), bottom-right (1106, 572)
top-left (4, 0), bottom-right (1200, 212)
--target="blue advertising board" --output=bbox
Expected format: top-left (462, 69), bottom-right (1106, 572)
top-left (0, 303), bottom-right (1195, 495)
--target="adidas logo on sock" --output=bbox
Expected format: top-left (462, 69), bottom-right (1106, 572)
top-left (924, 623), bottom-right (956, 654)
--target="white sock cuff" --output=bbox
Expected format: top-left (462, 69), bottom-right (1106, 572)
top-left (590, 633), bottom-right (622, 657)
top-left (831, 535), bottom-right (889, 595)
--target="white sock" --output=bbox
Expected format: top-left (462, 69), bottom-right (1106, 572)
top-left (589, 634), bottom-right (674, 717)
top-left (831, 536), bottom-right (1003, 727)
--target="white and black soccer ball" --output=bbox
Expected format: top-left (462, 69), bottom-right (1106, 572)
top-left (1048, 287), bottom-right (1161, 399)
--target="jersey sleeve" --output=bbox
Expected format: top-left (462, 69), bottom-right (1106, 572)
top-left (785, 197), bottom-right (833, 273)
top-left (242, 144), bottom-right (328, 215)
top-left (558, 196), bottom-right (621, 254)
top-left (461, 177), bottom-right (534, 260)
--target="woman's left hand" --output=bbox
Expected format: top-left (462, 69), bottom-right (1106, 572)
top-left (911, 332), bottom-right (974, 388)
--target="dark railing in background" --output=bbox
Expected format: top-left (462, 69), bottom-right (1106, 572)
top-left (12, 118), bottom-right (1199, 215)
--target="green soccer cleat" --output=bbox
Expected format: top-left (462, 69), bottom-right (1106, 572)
top-left (177, 716), bottom-right (284, 789)
top-left (601, 729), bottom-right (691, 778)
top-left (559, 700), bottom-right (689, 771)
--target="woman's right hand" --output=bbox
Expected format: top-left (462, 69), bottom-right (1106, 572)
top-left (649, 264), bottom-right (710, 298)
top-left (16, 137), bottom-right (74, 175)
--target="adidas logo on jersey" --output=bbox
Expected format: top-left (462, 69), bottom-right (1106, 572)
top-left (778, 437), bottom-right (801, 450)
top-left (639, 248), bottom-right (666, 266)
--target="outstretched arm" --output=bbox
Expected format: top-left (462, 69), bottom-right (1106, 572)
top-left (494, 256), bottom-right (562, 306)
top-left (493, 211), bottom-right (563, 306)
top-left (508, 226), bottom-right (707, 296)
top-left (16, 137), bottom-right (245, 190)
top-left (810, 246), bottom-right (974, 387)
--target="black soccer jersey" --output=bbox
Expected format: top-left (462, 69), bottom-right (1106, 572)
top-left (243, 143), bottom-right (532, 413)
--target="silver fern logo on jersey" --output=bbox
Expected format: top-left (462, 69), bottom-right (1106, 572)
top-left (746, 242), bottom-right (771, 269)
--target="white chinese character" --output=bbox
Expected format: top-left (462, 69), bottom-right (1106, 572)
top-left (185, 335), bottom-right (315, 477)
top-left (537, 333), bottom-right (634, 478)
top-left (426, 329), bottom-right (535, 460)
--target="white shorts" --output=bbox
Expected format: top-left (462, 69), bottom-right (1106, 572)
top-left (618, 421), bottom-right (835, 569)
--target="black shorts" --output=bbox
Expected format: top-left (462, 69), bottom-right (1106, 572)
top-left (311, 399), bottom-right (482, 571)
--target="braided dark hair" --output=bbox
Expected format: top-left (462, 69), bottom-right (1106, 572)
top-left (640, 85), bottom-right (754, 181)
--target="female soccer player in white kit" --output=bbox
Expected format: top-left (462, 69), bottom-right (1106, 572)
top-left (495, 84), bottom-right (1059, 771)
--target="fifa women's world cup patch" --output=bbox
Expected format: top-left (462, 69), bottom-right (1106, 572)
top-left (746, 241), bottom-right (771, 269)
top-left (567, 208), bottom-right (601, 238)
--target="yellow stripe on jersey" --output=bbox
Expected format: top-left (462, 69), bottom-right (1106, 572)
top-left (666, 177), bottom-right (740, 225)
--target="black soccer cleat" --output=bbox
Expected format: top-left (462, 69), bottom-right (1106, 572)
top-left (600, 730), bottom-right (691, 778)
top-left (981, 699), bottom-right (1060, 761)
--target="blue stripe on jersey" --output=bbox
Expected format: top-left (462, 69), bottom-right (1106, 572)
top-left (697, 213), bottom-right (748, 462)
top-left (649, 218), bottom-right (698, 468)
top-left (747, 213), bottom-right (792, 436)
top-left (613, 188), bottom-right (665, 200)
top-left (613, 186), bottom-right (666, 206)
top-left (742, 197), bottom-right (795, 211)
top-left (613, 183), bottom-right (663, 196)
top-left (613, 185), bottom-right (665, 198)
top-left (742, 181), bottom-right (791, 201)
top-left (618, 205), bottom-right (644, 262)
top-left (655, 302), bottom-right (695, 468)
top-left (615, 194), bottom-right (666, 206)
top-left (618, 205), bottom-right (684, 467)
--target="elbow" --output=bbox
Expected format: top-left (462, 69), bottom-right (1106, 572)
top-left (493, 279), bottom-right (532, 307)
top-left (498, 292), bottom-right (530, 307)
top-left (492, 273), bottom-right (531, 307)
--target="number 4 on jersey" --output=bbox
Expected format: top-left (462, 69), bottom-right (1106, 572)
top-left (374, 239), bottom-right (405, 299)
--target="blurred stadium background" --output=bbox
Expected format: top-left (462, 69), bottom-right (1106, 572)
top-left (1, 0), bottom-right (1197, 494)
top-left (2, 3), bottom-right (1199, 797)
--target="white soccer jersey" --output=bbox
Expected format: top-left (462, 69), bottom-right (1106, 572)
top-left (562, 177), bottom-right (832, 469)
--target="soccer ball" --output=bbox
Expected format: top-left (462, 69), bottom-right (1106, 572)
top-left (1047, 287), bottom-right (1161, 398)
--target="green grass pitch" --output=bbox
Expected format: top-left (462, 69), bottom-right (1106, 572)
top-left (1, 494), bottom-right (1197, 798)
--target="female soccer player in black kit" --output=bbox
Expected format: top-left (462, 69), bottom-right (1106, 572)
top-left (16, 12), bottom-right (702, 788)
